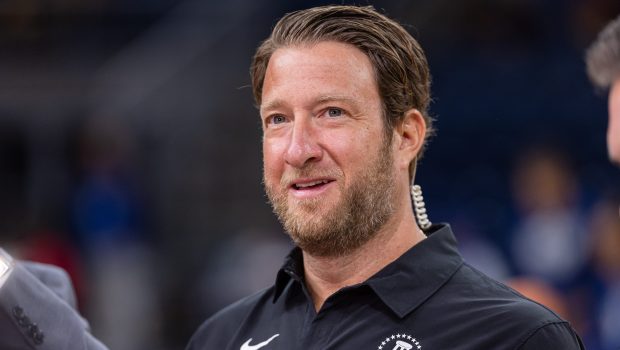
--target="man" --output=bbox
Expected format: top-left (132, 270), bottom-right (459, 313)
top-left (586, 14), bottom-right (620, 166)
top-left (187, 5), bottom-right (584, 349)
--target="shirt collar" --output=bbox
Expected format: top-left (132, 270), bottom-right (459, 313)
top-left (274, 245), bottom-right (304, 302)
top-left (274, 224), bottom-right (464, 318)
top-left (365, 224), bottom-right (463, 318)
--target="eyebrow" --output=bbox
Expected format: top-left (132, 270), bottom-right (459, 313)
top-left (260, 94), bottom-right (357, 113)
top-left (314, 94), bottom-right (357, 105)
top-left (260, 99), bottom-right (285, 114)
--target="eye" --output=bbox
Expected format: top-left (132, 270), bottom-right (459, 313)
top-left (326, 108), bottom-right (343, 118)
top-left (267, 115), bottom-right (287, 125)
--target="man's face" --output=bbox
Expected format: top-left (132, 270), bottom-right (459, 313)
top-left (260, 41), bottom-right (398, 257)
top-left (608, 80), bottom-right (620, 165)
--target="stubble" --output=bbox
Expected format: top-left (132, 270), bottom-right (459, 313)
top-left (265, 136), bottom-right (396, 257)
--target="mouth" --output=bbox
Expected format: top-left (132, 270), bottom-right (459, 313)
top-left (289, 178), bottom-right (336, 198)
top-left (292, 179), bottom-right (333, 189)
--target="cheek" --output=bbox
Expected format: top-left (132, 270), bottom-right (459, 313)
top-left (262, 139), bottom-right (287, 179)
top-left (327, 128), bottom-right (380, 169)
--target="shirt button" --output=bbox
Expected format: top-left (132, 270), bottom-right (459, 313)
top-left (33, 331), bottom-right (45, 345)
top-left (28, 323), bottom-right (39, 335)
top-left (28, 323), bottom-right (45, 345)
top-left (12, 306), bottom-right (24, 318)
top-left (18, 315), bottom-right (31, 327)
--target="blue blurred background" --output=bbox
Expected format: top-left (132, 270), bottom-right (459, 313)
top-left (0, 0), bottom-right (619, 349)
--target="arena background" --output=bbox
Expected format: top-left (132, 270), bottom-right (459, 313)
top-left (0, 0), bottom-right (619, 349)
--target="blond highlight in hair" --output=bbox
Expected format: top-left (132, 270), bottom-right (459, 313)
top-left (587, 14), bottom-right (620, 89)
top-left (250, 5), bottom-right (434, 175)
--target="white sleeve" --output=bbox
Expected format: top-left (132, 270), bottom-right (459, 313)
top-left (0, 248), bottom-right (15, 290)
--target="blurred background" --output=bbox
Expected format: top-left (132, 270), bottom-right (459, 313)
top-left (0, 0), bottom-right (619, 349)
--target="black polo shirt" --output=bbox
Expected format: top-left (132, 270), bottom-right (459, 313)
top-left (187, 224), bottom-right (584, 350)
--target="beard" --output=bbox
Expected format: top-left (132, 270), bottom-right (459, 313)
top-left (264, 136), bottom-right (397, 257)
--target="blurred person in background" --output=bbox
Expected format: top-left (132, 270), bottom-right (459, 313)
top-left (0, 121), bottom-right (105, 349)
top-left (70, 117), bottom-right (159, 350)
top-left (584, 14), bottom-right (620, 349)
top-left (510, 147), bottom-right (588, 289)
top-left (0, 117), bottom-right (155, 350)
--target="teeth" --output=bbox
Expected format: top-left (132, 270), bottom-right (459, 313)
top-left (296, 180), bottom-right (328, 188)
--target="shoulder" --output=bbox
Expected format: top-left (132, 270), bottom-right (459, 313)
top-left (186, 286), bottom-right (276, 350)
top-left (434, 263), bottom-right (583, 348)
top-left (451, 263), bottom-right (565, 320)
top-left (515, 321), bottom-right (585, 350)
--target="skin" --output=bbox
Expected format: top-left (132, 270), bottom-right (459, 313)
top-left (260, 41), bottom-right (428, 311)
top-left (608, 79), bottom-right (620, 165)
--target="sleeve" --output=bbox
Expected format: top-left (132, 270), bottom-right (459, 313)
top-left (517, 322), bottom-right (585, 350)
top-left (0, 261), bottom-right (109, 350)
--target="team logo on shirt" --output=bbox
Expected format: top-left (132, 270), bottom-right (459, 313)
top-left (377, 333), bottom-right (421, 350)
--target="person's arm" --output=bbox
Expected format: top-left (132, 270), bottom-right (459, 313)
top-left (516, 322), bottom-right (585, 350)
top-left (0, 248), bottom-right (108, 350)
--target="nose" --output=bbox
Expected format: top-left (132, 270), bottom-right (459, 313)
top-left (284, 116), bottom-right (322, 168)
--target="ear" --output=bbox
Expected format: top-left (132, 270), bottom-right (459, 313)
top-left (394, 108), bottom-right (426, 172)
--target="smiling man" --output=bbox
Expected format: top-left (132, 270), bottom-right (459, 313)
top-left (187, 5), bottom-right (584, 350)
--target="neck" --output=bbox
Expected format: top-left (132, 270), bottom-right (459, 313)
top-left (302, 206), bottom-right (426, 311)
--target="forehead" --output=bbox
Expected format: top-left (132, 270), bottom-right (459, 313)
top-left (260, 41), bottom-right (380, 109)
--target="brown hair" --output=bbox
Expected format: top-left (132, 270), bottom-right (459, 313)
top-left (586, 14), bottom-right (620, 89)
top-left (250, 5), bottom-right (434, 179)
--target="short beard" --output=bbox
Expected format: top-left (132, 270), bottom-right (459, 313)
top-left (264, 136), bottom-right (396, 257)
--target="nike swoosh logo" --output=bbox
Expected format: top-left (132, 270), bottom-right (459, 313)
top-left (240, 334), bottom-right (279, 350)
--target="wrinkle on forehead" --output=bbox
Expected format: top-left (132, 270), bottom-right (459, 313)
top-left (260, 41), bottom-right (380, 111)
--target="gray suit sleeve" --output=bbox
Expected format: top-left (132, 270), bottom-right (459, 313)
top-left (0, 262), bottom-right (109, 350)
top-left (517, 322), bottom-right (585, 350)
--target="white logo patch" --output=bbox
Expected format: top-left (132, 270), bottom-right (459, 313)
top-left (240, 334), bottom-right (279, 350)
top-left (377, 333), bottom-right (422, 350)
